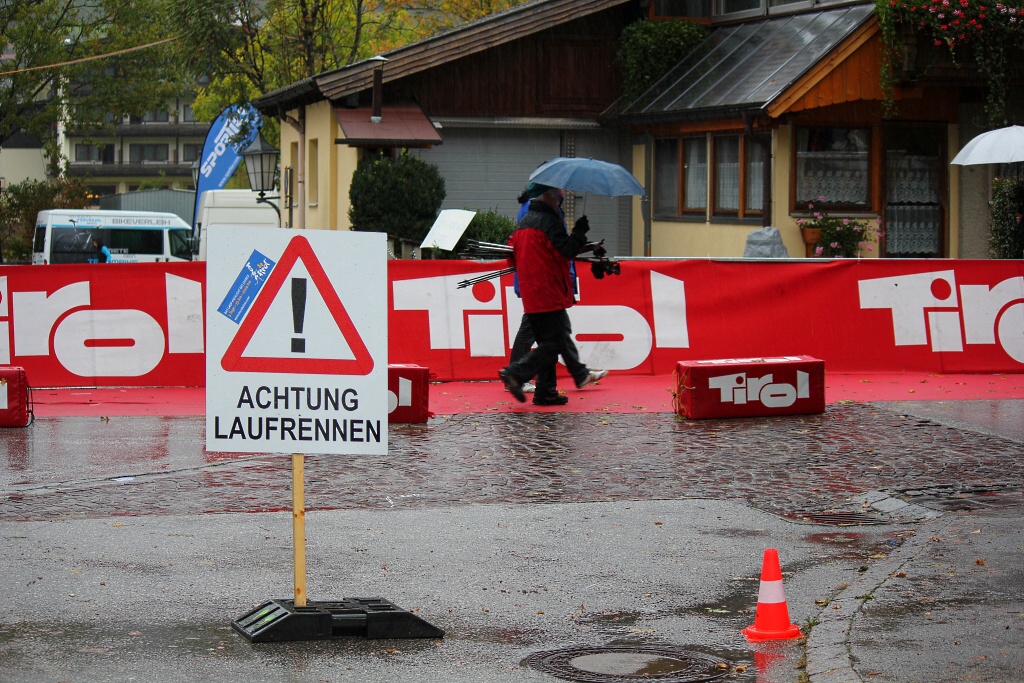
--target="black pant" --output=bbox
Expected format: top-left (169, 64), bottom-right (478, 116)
top-left (506, 309), bottom-right (588, 396)
top-left (509, 314), bottom-right (534, 365)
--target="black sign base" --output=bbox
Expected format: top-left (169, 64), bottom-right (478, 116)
top-left (232, 597), bottom-right (445, 643)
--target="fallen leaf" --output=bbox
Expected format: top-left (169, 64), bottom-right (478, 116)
top-left (975, 558), bottom-right (986, 566)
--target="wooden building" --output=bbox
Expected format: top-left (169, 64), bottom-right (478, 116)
top-left (254, 0), bottom-right (1021, 259)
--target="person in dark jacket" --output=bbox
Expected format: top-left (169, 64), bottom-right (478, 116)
top-left (498, 184), bottom-right (608, 406)
top-left (92, 238), bottom-right (111, 263)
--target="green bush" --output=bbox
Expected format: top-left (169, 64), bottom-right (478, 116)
top-left (0, 177), bottom-right (90, 263)
top-left (988, 177), bottom-right (1024, 259)
top-left (429, 208), bottom-right (517, 260)
top-left (617, 19), bottom-right (708, 104)
top-left (348, 152), bottom-right (445, 242)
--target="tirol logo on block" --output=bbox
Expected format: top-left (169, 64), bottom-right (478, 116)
top-left (675, 356), bottom-right (825, 419)
top-left (387, 364), bottom-right (430, 423)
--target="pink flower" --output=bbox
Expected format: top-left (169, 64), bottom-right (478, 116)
top-left (814, 246), bottom-right (824, 256)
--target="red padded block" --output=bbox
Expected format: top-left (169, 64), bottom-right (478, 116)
top-left (388, 364), bottom-right (431, 423)
top-left (675, 356), bottom-right (825, 419)
top-left (0, 366), bottom-right (32, 428)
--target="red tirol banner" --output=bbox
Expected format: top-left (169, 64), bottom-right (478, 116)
top-left (0, 263), bottom-right (206, 387)
top-left (3, 259), bottom-right (1024, 387)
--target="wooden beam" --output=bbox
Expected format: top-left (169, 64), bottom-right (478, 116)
top-left (766, 16), bottom-right (880, 119)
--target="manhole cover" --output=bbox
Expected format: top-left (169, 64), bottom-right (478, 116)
top-left (797, 511), bottom-right (888, 526)
top-left (523, 645), bottom-right (729, 683)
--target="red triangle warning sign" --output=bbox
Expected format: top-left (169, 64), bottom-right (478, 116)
top-left (221, 235), bottom-right (375, 375)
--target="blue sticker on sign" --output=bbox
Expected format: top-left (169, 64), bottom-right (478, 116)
top-left (218, 250), bottom-right (276, 324)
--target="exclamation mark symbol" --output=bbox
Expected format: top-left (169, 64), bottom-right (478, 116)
top-left (291, 277), bottom-right (307, 353)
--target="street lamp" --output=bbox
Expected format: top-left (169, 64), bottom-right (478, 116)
top-left (241, 131), bottom-right (281, 224)
top-left (191, 158), bottom-right (201, 190)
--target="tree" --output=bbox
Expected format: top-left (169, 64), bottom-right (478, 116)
top-left (0, 177), bottom-right (90, 263)
top-left (399, 0), bottom-right (525, 38)
top-left (988, 177), bottom-right (1024, 259)
top-left (0, 0), bottom-right (187, 158)
top-left (172, 0), bottom-right (418, 123)
top-left (348, 152), bottom-right (445, 242)
top-left (172, 0), bottom-right (531, 124)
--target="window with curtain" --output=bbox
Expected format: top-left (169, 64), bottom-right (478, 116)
top-left (745, 138), bottom-right (767, 212)
top-left (653, 0), bottom-right (711, 17)
top-left (182, 143), bottom-right (203, 163)
top-left (129, 144), bottom-right (168, 163)
top-left (683, 137), bottom-right (707, 213)
top-left (714, 0), bottom-right (763, 17)
top-left (795, 127), bottom-right (870, 209)
top-left (653, 138), bottom-right (680, 217)
top-left (714, 136), bottom-right (740, 214)
top-left (656, 134), bottom-right (765, 219)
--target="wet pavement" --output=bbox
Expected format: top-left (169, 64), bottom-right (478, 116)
top-left (1, 400), bottom-right (1022, 683)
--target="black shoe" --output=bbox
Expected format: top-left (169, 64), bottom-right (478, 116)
top-left (499, 368), bottom-right (526, 402)
top-left (533, 393), bottom-right (568, 406)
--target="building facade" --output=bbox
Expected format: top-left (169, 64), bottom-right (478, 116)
top-left (61, 96), bottom-right (208, 201)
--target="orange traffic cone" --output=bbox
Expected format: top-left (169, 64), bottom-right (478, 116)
top-left (742, 548), bottom-right (802, 641)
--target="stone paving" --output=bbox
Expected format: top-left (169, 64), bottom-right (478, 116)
top-left (3, 402), bottom-right (1023, 523)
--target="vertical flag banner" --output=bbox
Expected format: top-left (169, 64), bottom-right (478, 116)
top-left (192, 103), bottom-right (264, 233)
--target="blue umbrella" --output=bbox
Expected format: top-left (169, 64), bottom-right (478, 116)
top-left (528, 157), bottom-right (646, 197)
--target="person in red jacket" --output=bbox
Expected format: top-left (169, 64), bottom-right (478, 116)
top-left (498, 183), bottom-right (608, 406)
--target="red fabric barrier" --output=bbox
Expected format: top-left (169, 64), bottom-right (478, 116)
top-left (674, 356), bottom-right (825, 419)
top-left (389, 259), bottom-right (1024, 380)
top-left (4, 258), bottom-right (1024, 387)
top-left (0, 365), bottom-right (32, 427)
top-left (0, 263), bottom-right (206, 387)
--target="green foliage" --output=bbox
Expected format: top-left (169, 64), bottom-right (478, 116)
top-left (174, 0), bottom-right (532, 122)
top-left (988, 177), bottom-right (1024, 258)
top-left (466, 209), bottom-right (516, 245)
top-left (398, 0), bottom-right (526, 38)
top-left (348, 153), bottom-right (446, 242)
top-left (876, 0), bottom-right (1024, 127)
top-left (798, 198), bottom-right (881, 258)
top-left (136, 173), bottom-right (169, 191)
top-left (0, 177), bottom-right (90, 263)
top-left (428, 208), bottom-right (516, 260)
top-left (616, 19), bottom-right (708, 104)
top-left (175, 0), bottom-right (431, 119)
top-left (0, 0), bottom-right (186, 156)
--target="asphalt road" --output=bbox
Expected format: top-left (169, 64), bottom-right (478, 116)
top-left (1, 400), bottom-right (1021, 683)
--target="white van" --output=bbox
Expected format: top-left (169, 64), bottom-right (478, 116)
top-left (195, 189), bottom-right (281, 260)
top-left (32, 209), bottom-right (194, 264)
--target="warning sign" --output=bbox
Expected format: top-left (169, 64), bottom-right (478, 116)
top-left (205, 226), bottom-right (387, 455)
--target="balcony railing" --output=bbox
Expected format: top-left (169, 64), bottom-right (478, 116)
top-left (65, 161), bottom-right (195, 178)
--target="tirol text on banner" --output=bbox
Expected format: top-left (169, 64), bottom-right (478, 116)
top-left (191, 103), bottom-right (263, 235)
top-left (205, 226), bottom-right (388, 455)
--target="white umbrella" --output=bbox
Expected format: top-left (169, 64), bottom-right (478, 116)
top-left (950, 125), bottom-right (1024, 165)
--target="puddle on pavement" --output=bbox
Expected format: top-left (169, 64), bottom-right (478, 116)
top-left (801, 530), bottom-right (904, 561)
